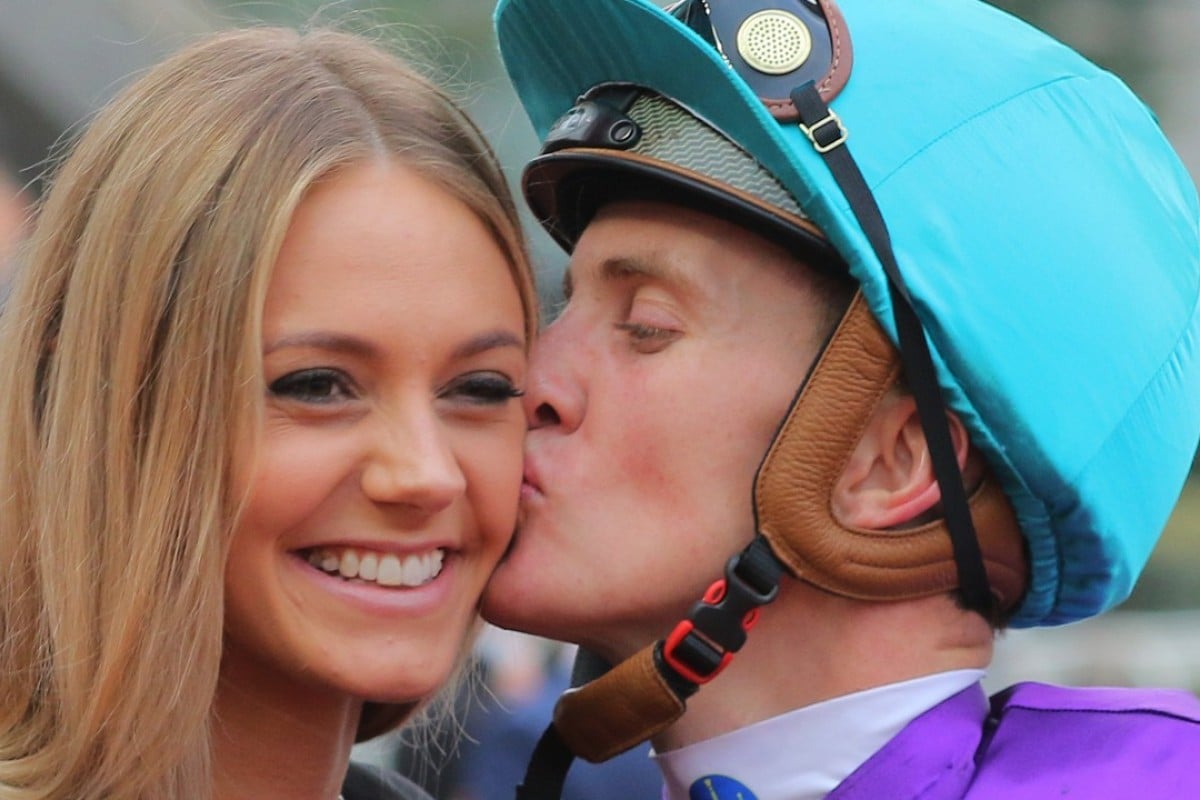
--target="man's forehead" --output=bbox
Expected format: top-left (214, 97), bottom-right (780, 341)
top-left (562, 200), bottom-right (734, 297)
top-left (562, 198), bottom-right (816, 305)
top-left (562, 250), bottom-right (708, 303)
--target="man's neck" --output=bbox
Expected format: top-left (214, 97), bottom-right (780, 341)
top-left (651, 581), bottom-right (993, 752)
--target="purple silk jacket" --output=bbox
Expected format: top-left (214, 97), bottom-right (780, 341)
top-left (827, 682), bottom-right (1200, 799)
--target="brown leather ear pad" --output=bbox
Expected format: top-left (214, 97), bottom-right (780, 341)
top-left (552, 645), bottom-right (686, 763)
top-left (755, 293), bottom-right (1029, 609)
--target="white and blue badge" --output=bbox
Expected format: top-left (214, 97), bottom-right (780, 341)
top-left (689, 774), bottom-right (758, 800)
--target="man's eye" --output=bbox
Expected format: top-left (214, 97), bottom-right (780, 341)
top-left (442, 372), bottom-right (524, 406)
top-left (615, 321), bottom-right (681, 352)
top-left (268, 369), bottom-right (354, 403)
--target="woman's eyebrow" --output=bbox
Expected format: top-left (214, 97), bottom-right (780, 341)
top-left (451, 329), bottom-right (525, 360)
top-left (263, 332), bottom-right (377, 358)
top-left (264, 329), bottom-right (524, 360)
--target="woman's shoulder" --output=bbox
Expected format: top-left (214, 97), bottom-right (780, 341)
top-left (342, 760), bottom-right (434, 800)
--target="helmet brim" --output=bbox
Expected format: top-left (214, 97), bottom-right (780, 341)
top-left (523, 146), bottom-right (844, 277)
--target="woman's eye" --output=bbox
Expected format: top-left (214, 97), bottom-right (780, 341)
top-left (615, 321), bottom-right (681, 352)
top-left (442, 372), bottom-right (524, 406)
top-left (268, 368), bottom-right (354, 404)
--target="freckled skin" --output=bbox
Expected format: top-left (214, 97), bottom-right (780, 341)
top-left (483, 200), bottom-right (829, 662)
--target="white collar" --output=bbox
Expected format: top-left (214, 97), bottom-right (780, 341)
top-left (653, 669), bottom-right (985, 800)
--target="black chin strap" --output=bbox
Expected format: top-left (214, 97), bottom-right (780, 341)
top-left (514, 713), bottom-right (572, 800)
top-left (514, 650), bottom-right (610, 800)
top-left (790, 82), bottom-right (994, 617)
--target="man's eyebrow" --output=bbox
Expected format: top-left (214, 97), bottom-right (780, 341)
top-left (599, 256), bottom-right (707, 304)
top-left (563, 254), bottom-right (705, 302)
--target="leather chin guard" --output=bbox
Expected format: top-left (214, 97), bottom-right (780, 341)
top-left (552, 645), bottom-right (684, 763)
top-left (546, 294), bottom-right (1029, 766)
top-left (756, 293), bottom-right (1029, 606)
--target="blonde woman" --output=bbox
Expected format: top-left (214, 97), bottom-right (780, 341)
top-left (0, 27), bottom-right (537, 800)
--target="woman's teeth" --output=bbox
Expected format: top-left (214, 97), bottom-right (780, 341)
top-left (307, 547), bottom-right (445, 588)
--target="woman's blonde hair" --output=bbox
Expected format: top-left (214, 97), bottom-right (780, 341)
top-left (0, 27), bottom-right (536, 799)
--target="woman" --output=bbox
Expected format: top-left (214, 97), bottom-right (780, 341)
top-left (0, 27), bottom-right (537, 800)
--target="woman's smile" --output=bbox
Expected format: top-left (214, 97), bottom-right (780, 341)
top-left (223, 159), bottom-right (527, 706)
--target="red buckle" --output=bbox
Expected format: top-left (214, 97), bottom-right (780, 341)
top-left (703, 579), bottom-right (726, 604)
top-left (663, 619), bottom-right (733, 685)
top-left (659, 538), bottom-right (785, 689)
top-left (661, 579), bottom-right (741, 685)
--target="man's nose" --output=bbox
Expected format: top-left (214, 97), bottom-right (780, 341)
top-left (522, 315), bottom-right (586, 433)
top-left (360, 411), bottom-right (465, 513)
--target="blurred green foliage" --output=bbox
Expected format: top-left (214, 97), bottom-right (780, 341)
top-left (991, 0), bottom-right (1159, 100)
top-left (206, 0), bottom-right (497, 75)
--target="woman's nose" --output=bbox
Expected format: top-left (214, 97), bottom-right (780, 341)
top-left (360, 412), bottom-right (465, 513)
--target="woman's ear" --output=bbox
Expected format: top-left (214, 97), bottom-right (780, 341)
top-left (831, 391), bottom-right (971, 530)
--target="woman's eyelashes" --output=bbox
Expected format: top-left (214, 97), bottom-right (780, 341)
top-left (266, 367), bottom-right (522, 410)
top-left (268, 368), bottom-right (356, 404)
top-left (440, 372), bottom-right (524, 406)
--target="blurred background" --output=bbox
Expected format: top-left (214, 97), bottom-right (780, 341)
top-left (2, 1), bottom-right (1197, 797)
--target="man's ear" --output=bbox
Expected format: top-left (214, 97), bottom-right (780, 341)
top-left (831, 391), bottom-right (971, 530)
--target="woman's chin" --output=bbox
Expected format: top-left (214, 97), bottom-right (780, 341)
top-left (315, 649), bottom-right (458, 707)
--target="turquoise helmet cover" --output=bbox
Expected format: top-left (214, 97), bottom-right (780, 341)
top-left (495, 0), bottom-right (1200, 627)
